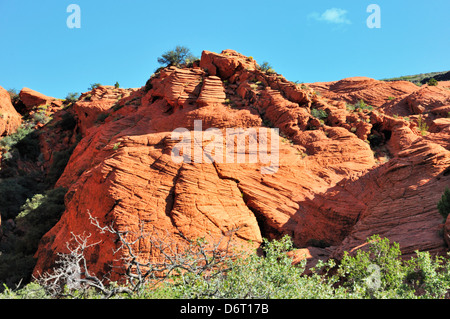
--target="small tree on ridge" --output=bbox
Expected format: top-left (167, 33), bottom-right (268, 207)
top-left (157, 46), bottom-right (197, 67)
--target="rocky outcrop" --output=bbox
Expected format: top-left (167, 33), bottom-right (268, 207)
top-left (19, 87), bottom-right (55, 109)
top-left (309, 77), bottom-right (420, 107)
top-left (32, 50), bottom-right (450, 280)
top-left (0, 86), bottom-right (22, 137)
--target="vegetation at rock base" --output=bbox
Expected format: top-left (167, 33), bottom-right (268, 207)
top-left (438, 187), bottom-right (450, 220)
top-left (417, 114), bottom-right (429, 136)
top-left (0, 188), bottom-right (67, 289)
top-left (1, 233), bottom-right (449, 299)
top-left (427, 78), bottom-right (438, 86)
top-left (382, 70), bottom-right (449, 85)
top-left (311, 108), bottom-right (328, 120)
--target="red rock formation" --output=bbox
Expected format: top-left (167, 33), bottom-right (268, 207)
top-left (19, 87), bottom-right (55, 109)
top-left (32, 50), bottom-right (450, 280)
top-left (0, 86), bottom-right (22, 137)
top-left (309, 77), bottom-right (420, 108)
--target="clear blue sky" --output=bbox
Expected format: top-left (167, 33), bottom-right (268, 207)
top-left (0, 0), bottom-right (449, 99)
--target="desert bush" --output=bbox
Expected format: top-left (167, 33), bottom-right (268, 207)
top-left (0, 177), bottom-right (35, 220)
top-left (417, 115), bottom-right (429, 136)
top-left (157, 46), bottom-right (197, 67)
top-left (311, 108), bottom-right (328, 120)
top-left (438, 187), bottom-right (450, 220)
top-left (6, 88), bottom-right (20, 104)
top-left (65, 92), bottom-right (80, 103)
top-left (0, 124), bottom-right (34, 151)
top-left (88, 83), bottom-right (102, 90)
top-left (354, 99), bottom-right (374, 112)
top-left (3, 228), bottom-right (450, 299)
top-left (57, 111), bottom-right (77, 131)
top-left (0, 188), bottom-right (67, 290)
top-left (31, 111), bottom-right (51, 125)
top-left (427, 78), bottom-right (438, 86)
top-left (0, 123), bottom-right (40, 162)
top-left (258, 62), bottom-right (272, 73)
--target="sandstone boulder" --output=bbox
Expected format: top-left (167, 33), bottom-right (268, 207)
top-left (19, 87), bottom-right (55, 109)
top-left (32, 50), bottom-right (450, 281)
top-left (0, 86), bottom-right (22, 137)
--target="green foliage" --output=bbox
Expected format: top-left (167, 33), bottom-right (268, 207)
top-left (31, 110), bottom-right (51, 125)
top-left (0, 188), bottom-right (67, 290)
top-left (258, 62), bottom-right (272, 73)
top-left (114, 81), bottom-right (120, 89)
top-left (427, 78), bottom-right (438, 86)
top-left (354, 99), bottom-right (374, 112)
top-left (338, 235), bottom-right (450, 298)
top-left (311, 108), bottom-right (328, 120)
top-left (382, 71), bottom-right (449, 86)
top-left (417, 115), bottom-right (429, 136)
top-left (0, 123), bottom-right (40, 162)
top-left (157, 46), bottom-right (197, 67)
top-left (438, 187), bottom-right (450, 220)
top-left (0, 124), bottom-right (34, 151)
top-left (346, 103), bottom-right (356, 112)
top-left (338, 235), bottom-right (405, 297)
top-left (0, 177), bottom-right (38, 220)
top-left (65, 92), bottom-right (80, 103)
top-left (57, 111), bottom-right (77, 131)
top-left (2, 235), bottom-right (450, 299)
top-left (6, 88), bottom-right (20, 104)
top-left (149, 235), bottom-right (341, 299)
top-left (88, 83), bottom-right (102, 90)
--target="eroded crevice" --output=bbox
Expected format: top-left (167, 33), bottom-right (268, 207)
top-left (164, 165), bottom-right (183, 224)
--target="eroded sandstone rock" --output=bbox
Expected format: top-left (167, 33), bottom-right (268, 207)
top-left (32, 50), bottom-right (450, 280)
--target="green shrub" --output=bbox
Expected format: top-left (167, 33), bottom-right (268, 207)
top-left (166, 235), bottom-right (340, 299)
top-left (65, 92), bottom-right (80, 103)
top-left (338, 235), bottom-right (405, 296)
top-left (114, 82), bottom-right (120, 89)
top-left (157, 46), bottom-right (197, 67)
top-left (0, 123), bottom-right (40, 162)
top-left (258, 61), bottom-right (272, 73)
top-left (417, 115), bottom-right (429, 136)
top-left (354, 99), bottom-right (374, 112)
top-left (6, 88), bottom-right (19, 104)
top-left (0, 188), bottom-right (67, 290)
top-left (0, 124), bottom-right (34, 151)
top-left (2, 234), bottom-right (450, 299)
top-left (0, 177), bottom-right (35, 220)
top-left (31, 111), bottom-right (51, 125)
top-left (438, 187), bottom-right (450, 220)
top-left (88, 83), bottom-right (102, 90)
top-left (57, 111), bottom-right (77, 131)
top-left (427, 78), bottom-right (438, 86)
top-left (311, 108), bottom-right (328, 120)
